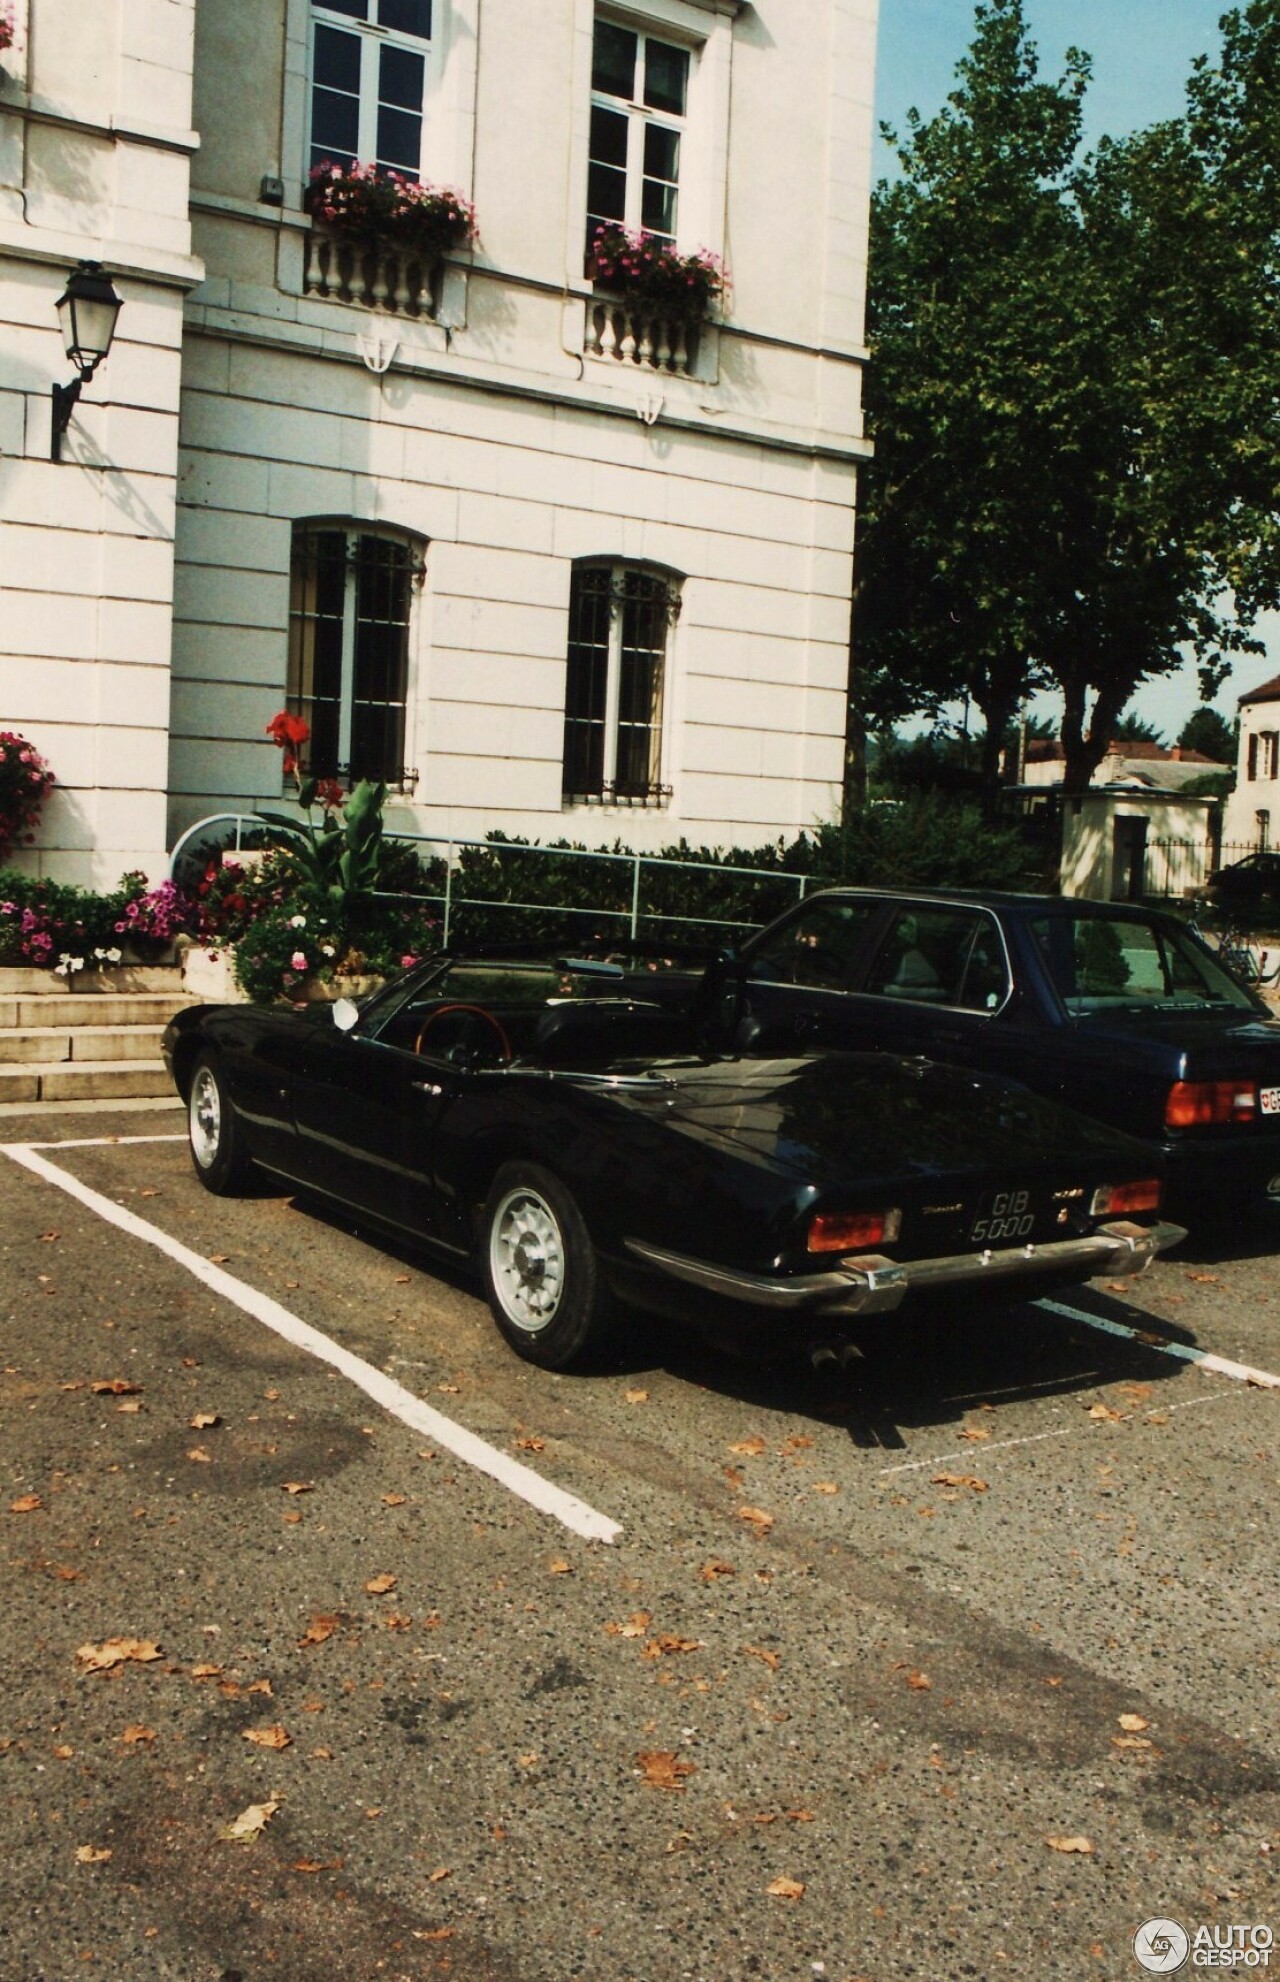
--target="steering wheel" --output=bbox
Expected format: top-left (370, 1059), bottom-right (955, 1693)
top-left (413, 1003), bottom-right (513, 1063)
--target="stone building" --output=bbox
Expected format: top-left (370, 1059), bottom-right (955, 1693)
top-left (0, 0), bottom-right (877, 886)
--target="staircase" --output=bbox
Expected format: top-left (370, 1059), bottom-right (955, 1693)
top-left (0, 966), bottom-right (196, 1112)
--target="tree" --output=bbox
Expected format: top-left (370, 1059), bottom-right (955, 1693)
top-left (853, 0), bottom-right (1087, 804)
top-left (1108, 715), bottom-right (1167, 749)
top-left (1177, 706), bottom-right (1236, 763)
top-left (853, 0), bottom-right (1278, 804)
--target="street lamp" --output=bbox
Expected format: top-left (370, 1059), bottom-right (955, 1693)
top-left (51, 261), bottom-right (124, 461)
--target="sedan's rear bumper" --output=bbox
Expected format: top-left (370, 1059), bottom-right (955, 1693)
top-left (624, 1220), bottom-right (1186, 1318)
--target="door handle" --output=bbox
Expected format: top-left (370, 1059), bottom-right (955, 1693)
top-left (411, 1080), bottom-right (443, 1097)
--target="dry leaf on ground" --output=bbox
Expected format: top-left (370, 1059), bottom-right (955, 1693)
top-left (1086, 1403), bottom-right (1126, 1423)
top-left (700, 1561), bottom-right (735, 1582)
top-left (75, 1846), bottom-right (112, 1864)
top-left (9, 1494), bottom-right (42, 1514)
top-left (365, 1573), bottom-right (398, 1595)
top-left (744, 1645), bottom-right (781, 1671)
top-left (76, 1637), bottom-right (162, 1671)
top-left (91, 1379), bottom-right (142, 1396)
top-left (219, 1796), bottom-right (282, 1843)
top-left (636, 1750), bottom-right (696, 1791)
top-left (625, 1388), bottom-right (649, 1404)
top-left (189, 1413), bottom-right (221, 1430)
top-left (1045, 1835), bottom-right (1095, 1854)
top-left (1118, 1713), bottom-right (1150, 1732)
top-left (729, 1436), bottom-right (767, 1457)
top-left (298, 1614), bottom-right (340, 1647)
top-left (243, 1725), bottom-right (291, 1750)
top-left (766, 1877), bottom-right (805, 1900)
top-left (281, 1481), bottom-right (314, 1495)
top-left (737, 1506), bottom-right (775, 1533)
top-left (605, 1612), bottom-right (651, 1639)
top-left (121, 1725), bottom-right (156, 1745)
top-left (642, 1633), bottom-right (702, 1658)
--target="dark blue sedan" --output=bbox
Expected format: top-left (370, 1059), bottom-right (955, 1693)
top-left (729, 889), bottom-right (1280, 1218)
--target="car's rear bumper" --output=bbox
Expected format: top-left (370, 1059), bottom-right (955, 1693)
top-left (624, 1220), bottom-right (1186, 1318)
top-left (1162, 1129), bottom-right (1280, 1210)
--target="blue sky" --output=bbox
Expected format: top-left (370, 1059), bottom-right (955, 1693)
top-left (873, 0), bottom-right (1273, 742)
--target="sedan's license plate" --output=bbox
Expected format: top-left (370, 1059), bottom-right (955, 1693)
top-left (970, 1188), bottom-right (1037, 1245)
top-left (1262, 1087), bottom-right (1280, 1115)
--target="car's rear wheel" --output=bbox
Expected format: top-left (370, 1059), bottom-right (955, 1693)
top-left (187, 1051), bottom-right (255, 1195)
top-left (481, 1162), bottom-right (610, 1369)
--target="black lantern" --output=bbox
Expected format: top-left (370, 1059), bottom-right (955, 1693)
top-left (51, 261), bottom-right (124, 461)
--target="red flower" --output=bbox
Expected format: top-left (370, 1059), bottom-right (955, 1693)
top-left (265, 710), bottom-right (311, 750)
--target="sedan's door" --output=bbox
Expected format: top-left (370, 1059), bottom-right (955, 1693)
top-left (734, 897), bottom-right (887, 1052)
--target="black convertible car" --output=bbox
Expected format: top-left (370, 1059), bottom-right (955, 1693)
top-left (163, 948), bottom-right (1183, 1371)
top-left (730, 889), bottom-right (1280, 1218)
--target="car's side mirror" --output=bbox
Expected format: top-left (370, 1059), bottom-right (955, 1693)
top-left (332, 997), bottom-right (360, 1032)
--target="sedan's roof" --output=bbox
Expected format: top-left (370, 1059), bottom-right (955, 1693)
top-left (795, 885), bottom-right (1182, 921)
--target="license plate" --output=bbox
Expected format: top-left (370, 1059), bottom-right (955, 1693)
top-left (970, 1188), bottom-right (1037, 1245)
top-left (1262, 1087), bottom-right (1280, 1115)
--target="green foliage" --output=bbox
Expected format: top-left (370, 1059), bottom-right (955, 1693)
top-left (806, 797), bottom-right (1045, 894)
top-left (857, 0), bottom-right (1278, 801)
top-left (1177, 706), bottom-right (1236, 764)
top-left (0, 871), bottom-right (143, 968)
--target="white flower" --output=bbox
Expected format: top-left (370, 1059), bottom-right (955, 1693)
top-left (321, 943), bottom-right (336, 957)
top-left (289, 914), bottom-right (307, 928)
top-left (107, 948), bottom-right (121, 963)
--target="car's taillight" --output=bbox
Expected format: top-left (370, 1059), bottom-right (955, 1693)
top-left (1089, 1179), bottom-right (1163, 1218)
top-left (808, 1208), bottom-right (902, 1254)
top-left (1163, 1080), bottom-right (1256, 1129)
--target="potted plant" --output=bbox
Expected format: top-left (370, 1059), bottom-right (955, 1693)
top-left (0, 731), bottom-right (54, 863)
top-left (587, 222), bottom-right (724, 330)
top-left (306, 160), bottom-right (476, 261)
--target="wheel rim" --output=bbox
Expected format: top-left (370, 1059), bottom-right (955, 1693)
top-left (189, 1066), bottom-right (222, 1170)
top-left (489, 1186), bottom-right (566, 1335)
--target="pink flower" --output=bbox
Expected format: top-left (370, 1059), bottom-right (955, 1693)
top-left (291, 950), bottom-right (308, 971)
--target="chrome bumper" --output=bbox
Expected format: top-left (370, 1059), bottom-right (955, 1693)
top-left (624, 1220), bottom-right (1186, 1318)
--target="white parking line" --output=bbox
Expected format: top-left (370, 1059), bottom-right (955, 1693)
top-left (1036, 1297), bottom-right (1280, 1391)
top-left (2, 1140), bottom-right (623, 1546)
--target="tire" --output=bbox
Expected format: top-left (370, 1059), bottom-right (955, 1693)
top-left (186, 1051), bottom-right (256, 1196)
top-left (480, 1161), bottom-right (611, 1370)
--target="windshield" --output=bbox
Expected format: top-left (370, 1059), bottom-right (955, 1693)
top-left (1029, 911), bottom-right (1256, 1015)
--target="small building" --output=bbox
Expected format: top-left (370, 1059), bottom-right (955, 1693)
top-left (1019, 741), bottom-right (1228, 901)
top-left (1222, 672), bottom-right (1280, 855)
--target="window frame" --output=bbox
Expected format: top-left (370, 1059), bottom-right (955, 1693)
top-left (561, 559), bottom-right (681, 808)
top-left (587, 17), bottom-right (692, 257)
top-left (307, 0), bottom-right (435, 182)
top-left (286, 521), bottom-right (425, 791)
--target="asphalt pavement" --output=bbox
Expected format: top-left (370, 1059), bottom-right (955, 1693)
top-left (1, 1105), bottom-right (1277, 1982)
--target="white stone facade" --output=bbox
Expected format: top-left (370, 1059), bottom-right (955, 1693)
top-left (1223, 674), bottom-right (1280, 853)
top-left (2, 0), bottom-right (877, 883)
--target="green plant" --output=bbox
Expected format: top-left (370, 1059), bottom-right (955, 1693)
top-left (588, 223), bottom-right (724, 327)
top-left (306, 161), bottom-right (475, 258)
top-left (0, 732), bottom-right (55, 860)
top-left (0, 871), bottom-right (143, 969)
top-left (261, 711), bottom-right (389, 919)
top-left (232, 900), bottom-right (341, 1005)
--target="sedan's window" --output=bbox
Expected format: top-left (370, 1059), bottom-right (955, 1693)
top-left (862, 907), bottom-right (1010, 1011)
top-left (744, 900), bottom-right (879, 989)
top-left (1030, 913), bottom-right (1255, 1013)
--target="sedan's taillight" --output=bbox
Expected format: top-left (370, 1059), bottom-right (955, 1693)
top-left (808, 1208), bottom-right (902, 1254)
top-left (1089, 1179), bottom-right (1163, 1218)
top-left (1163, 1080), bottom-right (1256, 1129)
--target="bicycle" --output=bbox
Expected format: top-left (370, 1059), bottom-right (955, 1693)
top-left (1208, 920), bottom-right (1280, 988)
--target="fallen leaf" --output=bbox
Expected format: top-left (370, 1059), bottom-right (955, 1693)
top-left (243, 1725), bottom-right (291, 1750)
top-left (138, 1188), bottom-right (160, 1199)
top-left (729, 1436), bottom-right (767, 1457)
top-left (117, 1398), bottom-right (144, 1414)
top-left (364, 1807), bottom-right (382, 1821)
top-left (517, 1752), bottom-right (540, 1768)
top-left (737, 1506), bottom-right (775, 1534)
top-left (187, 1447), bottom-right (212, 1464)
top-left (931, 1473), bottom-right (989, 1492)
top-left (52, 1744), bottom-right (74, 1759)
top-left (281, 1481), bottom-right (314, 1496)
top-left (700, 1561), bottom-right (735, 1582)
top-left (75, 1846), bottom-right (112, 1864)
top-left (778, 1435), bottom-right (814, 1455)
top-left (744, 1645), bottom-right (781, 1671)
top-left (436, 1382), bottom-right (460, 1394)
top-left (91, 1379), bottom-right (141, 1396)
top-left (190, 1662), bottom-right (223, 1680)
top-left (1186, 1272), bottom-right (1220, 1284)
top-left (766, 1876), bottom-right (805, 1900)
top-left (548, 1558), bottom-right (572, 1575)
top-left (384, 1614), bottom-right (412, 1631)
top-left (298, 1615), bottom-right (340, 1647)
top-left (641, 1633), bottom-right (702, 1658)
top-left (365, 1573), bottom-right (398, 1595)
top-left (605, 1612), bottom-right (652, 1639)
top-left (219, 1797), bottom-right (282, 1843)
top-left (812, 1481), bottom-right (841, 1495)
top-left (189, 1413), bottom-right (221, 1430)
top-left (514, 1436), bottom-right (545, 1452)
top-left (1118, 1713), bottom-right (1150, 1732)
top-left (1086, 1403), bottom-right (1126, 1423)
top-left (636, 1750), bottom-right (696, 1791)
top-left (39, 1230), bottom-right (59, 1242)
top-left (412, 1928), bottom-right (456, 1942)
top-left (121, 1725), bottom-right (156, 1745)
top-left (394, 1274), bottom-right (411, 1284)
top-left (1045, 1835), bottom-right (1095, 1855)
top-left (904, 1670), bottom-right (932, 1691)
top-left (959, 1425), bottom-right (992, 1443)
top-left (1112, 1735), bottom-right (1155, 1751)
top-left (76, 1637), bottom-right (162, 1671)
top-left (428, 1866), bottom-right (452, 1882)
top-left (625, 1388), bottom-right (649, 1404)
top-left (9, 1494), bottom-right (42, 1514)
top-left (381, 1493), bottom-right (407, 1507)
top-left (292, 1858), bottom-right (343, 1873)
top-left (207, 1253), bottom-right (231, 1264)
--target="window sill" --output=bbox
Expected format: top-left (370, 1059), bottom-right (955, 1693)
top-left (303, 221), bottom-right (467, 324)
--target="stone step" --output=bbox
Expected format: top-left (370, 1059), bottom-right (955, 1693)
top-left (0, 992), bottom-right (194, 1030)
top-left (0, 1059), bottom-right (176, 1105)
top-left (0, 1024), bottom-right (168, 1066)
top-left (0, 965), bottom-right (184, 996)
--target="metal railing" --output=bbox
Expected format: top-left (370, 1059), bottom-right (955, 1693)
top-left (168, 815), bottom-right (812, 945)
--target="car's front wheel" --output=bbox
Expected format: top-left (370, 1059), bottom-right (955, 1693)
top-left (481, 1162), bottom-right (611, 1369)
top-left (187, 1051), bottom-right (255, 1195)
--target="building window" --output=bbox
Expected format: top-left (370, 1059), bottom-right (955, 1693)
top-left (287, 525), bottom-right (424, 786)
top-left (562, 563), bottom-right (680, 804)
top-left (309, 0), bottom-right (432, 180)
top-left (586, 15), bottom-right (690, 259)
top-left (1259, 810), bottom-right (1272, 851)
